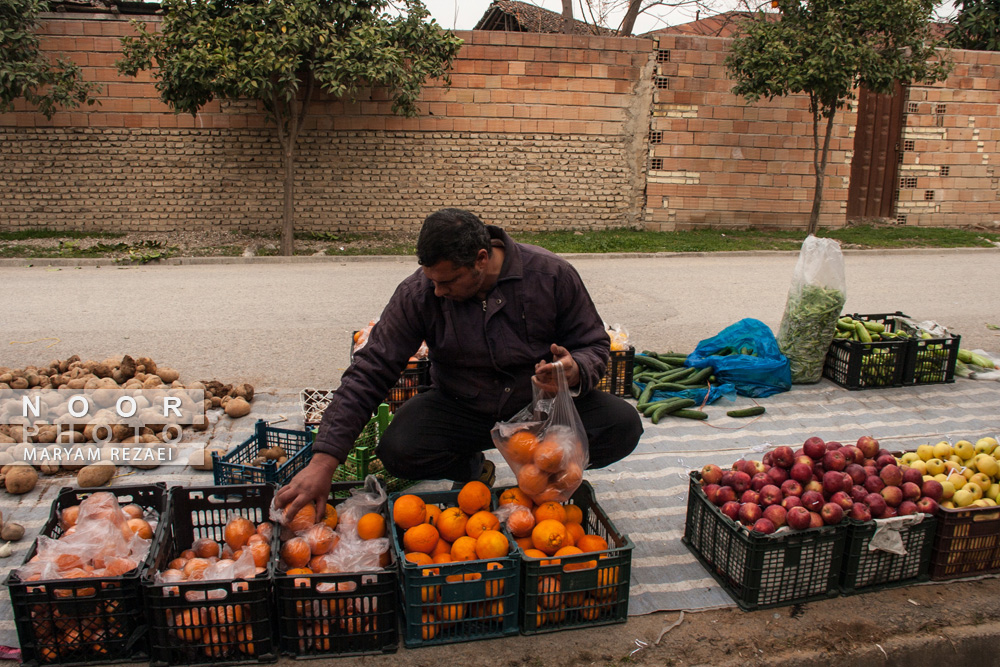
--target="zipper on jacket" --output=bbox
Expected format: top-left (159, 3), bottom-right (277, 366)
top-left (482, 300), bottom-right (487, 312)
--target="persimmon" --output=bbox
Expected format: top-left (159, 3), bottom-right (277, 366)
top-left (534, 501), bottom-right (568, 524)
top-left (356, 512), bottom-right (386, 540)
top-left (507, 507), bottom-right (536, 538)
top-left (224, 517), bottom-right (256, 550)
top-left (450, 535), bottom-right (479, 561)
top-left (531, 519), bottom-right (567, 556)
top-left (576, 534), bottom-right (609, 553)
top-left (436, 507), bottom-right (469, 542)
top-left (121, 504), bottom-right (144, 520)
top-left (505, 430), bottom-right (538, 464)
top-left (288, 505), bottom-right (317, 534)
top-left (60, 505), bottom-right (80, 530)
top-left (498, 487), bottom-right (532, 509)
top-left (475, 530), bottom-right (510, 559)
top-left (424, 504), bottom-right (442, 527)
top-left (465, 510), bottom-right (500, 539)
top-left (322, 503), bottom-right (339, 530)
top-left (392, 494), bottom-right (427, 529)
top-left (457, 481), bottom-right (491, 515)
top-left (256, 522), bottom-right (273, 542)
top-left (533, 439), bottom-right (566, 473)
top-left (191, 538), bottom-right (220, 559)
top-left (517, 464), bottom-right (549, 497)
top-left (303, 524), bottom-right (338, 555)
top-left (564, 503), bottom-right (584, 525)
top-left (403, 523), bottom-right (440, 555)
top-left (281, 537), bottom-right (311, 569)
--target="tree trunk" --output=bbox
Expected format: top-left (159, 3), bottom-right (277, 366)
top-left (561, 0), bottom-right (573, 34)
top-left (620, 1), bottom-right (642, 37)
top-left (807, 108), bottom-right (838, 236)
top-left (280, 146), bottom-right (295, 256)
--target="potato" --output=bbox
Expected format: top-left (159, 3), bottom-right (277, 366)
top-left (189, 445), bottom-right (226, 470)
top-left (225, 398), bottom-right (251, 419)
top-left (40, 461), bottom-right (60, 475)
top-left (156, 367), bottom-right (180, 383)
top-left (5, 465), bottom-right (38, 494)
top-left (77, 462), bottom-right (116, 488)
top-left (135, 357), bottom-right (157, 375)
top-left (1, 522), bottom-right (24, 541)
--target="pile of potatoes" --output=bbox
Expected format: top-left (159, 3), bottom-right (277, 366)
top-left (0, 355), bottom-right (257, 489)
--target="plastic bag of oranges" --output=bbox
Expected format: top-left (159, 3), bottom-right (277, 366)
top-left (491, 362), bottom-right (589, 504)
top-left (606, 322), bottom-right (630, 352)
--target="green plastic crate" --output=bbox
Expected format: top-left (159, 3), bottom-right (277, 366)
top-left (315, 404), bottom-right (416, 495)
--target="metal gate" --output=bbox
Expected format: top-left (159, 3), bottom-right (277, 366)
top-left (847, 83), bottom-right (905, 220)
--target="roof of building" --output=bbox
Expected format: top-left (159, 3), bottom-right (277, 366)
top-left (474, 0), bottom-right (617, 36)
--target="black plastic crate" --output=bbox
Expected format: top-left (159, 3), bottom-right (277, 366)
top-left (840, 516), bottom-right (937, 594)
top-left (274, 480), bottom-right (398, 658)
top-left (682, 472), bottom-right (846, 611)
top-left (903, 331), bottom-right (960, 385)
top-left (824, 313), bottom-right (907, 390)
top-left (213, 420), bottom-right (313, 486)
top-left (388, 489), bottom-right (519, 647)
top-left (5, 484), bottom-right (168, 667)
top-left (930, 504), bottom-right (1000, 580)
top-left (349, 334), bottom-right (430, 413)
top-left (505, 481), bottom-right (633, 635)
top-left (596, 347), bottom-right (635, 397)
top-left (143, 484), bottom-right (279, 666)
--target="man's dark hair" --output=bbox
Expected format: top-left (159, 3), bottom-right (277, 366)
top-left (417, 208), bottom-right (491, 268)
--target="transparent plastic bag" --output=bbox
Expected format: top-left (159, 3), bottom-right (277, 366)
top-left (605, 322), bottom-right (630, 352)
top-left (777, 236), bottom-right (847, 384)
top-left (491, 362), bottom-right (589, 504)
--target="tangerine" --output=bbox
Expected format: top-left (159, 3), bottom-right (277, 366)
top-left (517, 464), bottom-right (549, 497)
top-left (507, 507), bottom-right (536, 538)
top-left (515, 536), bottom-right (534, 551)
top-left (60, 505), bottom-right (80, 530)
top-left (288, 505), bottom-right (317, 534)
top-left (121, 504), bottom-right (144, 520)
top-left (182, 558), bottom-right (210, 579)
top-left (533, 439), bottom-right (566, 473)
top-left (555, 463), bottom-right (583, 491)
top-left (475, 530), bottom-right (510, 559)
top-left (436, 507), bottom-right (469, 542)
top-left (404, 552), bottom-right (433, 566)
top-left (465, 510), bottom-right (500, 539)
top-left (356, 512), bottom-right (386, 540)
top-left (565, 521), bottom-right (585, 546)
top-left (498, 487), bottom-right (532, 508)
top-left (564, 503), bottom-right (584, 525)
top-left (431, 538), bottom-right (453, 557)
top-left (450, 536), bottom-right (479, 561)
top-left (457, 481), bottom-right (491, 515)
top-left (576, 534), bottom-right (609, 553)
top-left (281, 537), bottom-right (311, 569)
top-left (554, 545), bottom-right (595, 571)
top-left (223, 517), bottom-right (256, 550)
top-left (257, 522), bottom-right (274, 542)
top-left (505, 430), bottom-right (538, 464)
top-left (303, 524), bottom-right (338, 555)
top-left (125, 518), bottom-right (153, 539)
top-left (424, 504), bottom-right (442, 527)
top-left (403, 523), bottom-right (440, 554)
top-left (534, 501), bottom-right (568, 524)
top-left (392, 495), bottom-right (427, 529)
top-left (531, 519), bottom-right (567, 555)
top-left (322, 503), bottom-right (339, 530)
top-left (249, 541), bottom-right (271, 568)
top-left (537, 576), bottom-right (562, 609)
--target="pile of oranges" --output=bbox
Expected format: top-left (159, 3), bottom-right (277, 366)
top-left (497, 487), bottom-right (620, 628)
top-left (393, 482), bottom-right (512, 641)
top-left (501, 427), bottom-right (584, 504)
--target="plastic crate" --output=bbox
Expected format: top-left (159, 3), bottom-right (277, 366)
top-left (213, 420), bottom-right (313, 486)
top-left (349, 334), bottom-right (430, 413)
top-left (930, 504), bottom-right (1000, 580)
top-left (682, 472), bottom-right (846, 611)
top-left (327, 404), bottom-right (416, 495)
top-left (273, 479), bottom-right (397, 658)
top-left (501, 481), bottom-right (633, 635)
top-left (5, 485), bottom-right (168, 667)
top-left (595, 347), bottom-right (635, 398)
top-left (839, 515), bottom-right (937, 594)
top-left (388, 489), bottom-right (520, 648)
top-left (850, 312), bottom-right (960, 386)
top-left (143, 484), bottom-right (279, 666)
top-left (824, 313), bottom-right (907, 390)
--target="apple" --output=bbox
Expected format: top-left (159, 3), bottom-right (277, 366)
top-left (876, 449), bottom-right (894, 462)
top-left (850, 502), bottom-right (872, 521)
top-left (809, 511), bottom-right (824, 528)
top-left (850, 485), bottom-right (869, 503)
top-left (703, 484), bottom-right (721, 504)
top-left (823, 450), bottom-right (847, 472)
top-left (766, 466), bottom-right (789, 486)
top-left (716, 486), bottom-right (737, 505)
top-left (771, 446), bottom-right (795, 469)
top-left (825, 440), bottom-right (842, 452)
top-left (921, 479), bottom-right (944, 502)
top-left (759, 485), bottom-right (783, 507)
top-left (901, 466), bottom-right (923, 486)
top-left (823, 470), bottom-right (846, 496)
top-left (741, 490), bottom-right (760, 505)
top-left (973, 454), bottom-right (999, 478)
top-left (802, 437), bottom-right (826, 460)
top-left (954, 439), bottom-right (975, 460)
top-left (881, 485), bottom-right (903, 508)
top-left (751, 472), bottom-right (771, 492)
top-left (845, 463), bottom-right (867, 486)
top-left (781, 479), bottom-right (803, 497)
top-left (897, 500), bottom-right (918, 516)
top-left (720, 500), bottom-right (740, 521)
top-left (762, 504), bottom-right (787, 528)
top-left (915, 497), bottom-right (939, 514)
top-left (882, 506), bottom-right (898, 518)
top-left (876, 454), bottom-right (897, 470)
top-left (820, 502), bottom-right (844, 525)
top-left (752, 518), bottom-right (776, 534)
top-left (790, 462), bottom-right (813, 485)
top-left (804, 480), bottom-right (824, 495)
top-left (880, 464), bottom-right (904, 488)
top-left (762, 451), bottom-right (773, 467)
top-left (786, 506), bottom-right (812, 530)
top-left (901, 482), bottom-right (922, 501)
top-left (829, 491), bottom-right (853, 511)
top-left (730, 471), bottom-right (752, 494)
top-left (738, 502), bottom-right (762, 525)
top-left (801, 490), bottom-right (824, 512)
top-left (840, 472), bottom-right (854, 493)
top-left (856, 435), bottom-right (880, 459)
top-left (841, 446), bottom-right (864, 465)
top-left (734, 460), bottom-right (757, 477)
top-left (701, 464), bottom-right (724, 485)
top-left (782, 496), bottom-right (803, 510)
top-left (864, 475), bottom-right (886, 494)
top-left (865, 493), bottom-right (887, 518)
top-left (794, 455), bottom-right (815, 469)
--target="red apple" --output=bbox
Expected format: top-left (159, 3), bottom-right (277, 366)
top-left (881, 485), bottom-right (903, 508)
top-left (786, 506), bottom-right (811, 530)
top-left (762, 504), bottom-right (787, 528)
top-left (801, 490), bottom-right (824, 512)
top-left (701, 464), bottom-right (724, 485)
top-left (759, 485), bottom-right (783, 507)
top-left (720, 500), bottom-right (740, 521)
top-left (703, 484), bottom-right (721, 504)
top-left (897, 500), bottom-right (918, 516)
top-left (794, 454), bottom-right (815, 469)
top-left (864, 475), bottom-right (885, 494)
top-left (740, 490), bottom-right (760, 505)
top-left (730, 471), bottom-right (752, 494)
top-left (916, 497), bottom-right (939, 514)
top-left (781, 496), bottom-right (803, 510)
top-left (820, 502), bottom-right (844, 525)
top-left (804, 480), bottom-right (824, 495)
top-left (876, 449), bottom-right (894, 461)
top-left (825, 440), bottom-right (843, 452)
top-left (771, 446), bottom-right (795, 469)
top-left (850, 502), bottom-right (872, 521)
top-left (823, 450), bottom-right (847, 472)
top-left (790, 462), bottom-right (813, 485)
top-left (822, 470), bottom-right (844, 496)
top-left (845, 463), bottom-right (867, 486)
top-left (762, 451), bottom-right (773, 467)
top-left (716, 486), bottom-right (736, 506)
top-left (809, 511), bottom-right (824, 528)
top-left (901, 466), bottom-right (923, 486)
top-left (721, 470), bottom-right (735, 487)
top-left (850, 485), bottom-right (869, 503)
top-left (734, 460), bottom-right (757, 477)
top-left (882, 506), bottom-right (898, 518)
top-left (841, 446), bottom-right (864, 465)
top-left (751, 472), bottom-right (770, 492)
top-left (766, 466), bottom-right (789, 486)
top-left (856, 435), bottom-right (880, 459)
top-left (829, 491), bottom-right (853, 511)
top-left (738, 502), bottom-right (762, 526)
top-left (751, 518), bottom-right (776, 535)
top-left (802, 437), bottom-right (826, 460)
top-left (865, 493), bottom-right (887, 518)
top-left (780, 479), bottom-right (803, 498)
top-left (880, 464), bottom-right (903, 488)
top-left (901, 482), bottom-right (921, 501)
top-left (921, 479), bottom-right (944, 503)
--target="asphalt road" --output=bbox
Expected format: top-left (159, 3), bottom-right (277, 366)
top-left (2, 248), bottom-right (998, 385)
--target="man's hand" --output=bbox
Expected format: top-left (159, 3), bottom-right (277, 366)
top-left (532, 343), bottom-right (580, 393)
top-left (274, 452), bottom-right (340, 523)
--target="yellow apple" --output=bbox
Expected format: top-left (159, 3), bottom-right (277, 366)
top-left (949, 455), bottom-right (965, 466)
top-left (954, 440), bottom-right (975, 460)
top-left (989, 483), bottom-right (1000, 501)
top-left (900, 452), bottom-right (920, 465)
top-left (973, 499), bottom-right (992, 508)
top-left (944, 460), bottom-right (961, 473)
top-left (962, 466), bottom-right (976, 481)
top-left (983, 498), bottom-right (998, 507)
top-left (954, 488), bottom-right (977, 507)
top-left (908, 460), bottom-right (928, 475)
top-left (916, 443), bottom-right (936, 461)
top-left (934, 473), bottom-right (948, 484)
top-left (946, 471), bottom-right (967, 490)
top-left (940, 480), bottom-right (956, 500)
top-left (969, 472), bottom-right (993, 493)
top-left (941, 500), bottom-right (956, 509)
top-left (968, 484), bottom-right (983, 501)
top-left (926, 458), bottom-right (946, 476)
top-left (975, 437), bottom-right (998, 455)
top-left (974, 454), bottom-right (999, 478)
top-left (933, 441), bottom-right (955, 460)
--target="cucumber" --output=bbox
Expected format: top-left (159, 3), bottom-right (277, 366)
top-left (726, 406), bottom-right (766, 418)
top-left (634, 355), bottom-right (673, 371)
top-left (854, 321), bottom-right (872, 343)
top-left (673, 409), bottom-right (708, 420)
top-left (678, 367), bottom-right (713, 386)
top-left (862, 320), bottom-right (885, 333)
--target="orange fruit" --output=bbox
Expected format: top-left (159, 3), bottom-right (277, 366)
top-left (564, 504), bottom-right (584, 525)
top-left (457, 481), bottom-right (491, 515)
top-left (405, 552), bottom-right (433, 566)
top-left (281, 537), bottom-right (311, 569)
top-left (537, 576), bottom-right (562, 609)
top-left (554, 463), bottom-right (583, 491)
top-left (224, 517), bottom-right (256, 550)
top-left (303, 524), bottom-right (338, 555)
top-left (475, 530), bottom-right (510, 559)
top-left (484, 561), bottom-right (505, 597)
top-left (180, 549), bottom-right (196, 560)
top-left (465, 511), bottom-right (500, 539)
top-left (450, 536), bottom-right (479, 561)
top-left (533, 439), bottom-right (566, 473)
top-left (257, 522), bottom-right (274, 542)
top-left (356, 512), bottom-right (386, 540)
top-left (393, 495), bottom-right (427, 529)
top-left (436, 507), bottom-right (469, 543)
top-left (507, 507), bottom-right (536, 538)
top-left (127, 518), bottom-right (154, 540)
top-left (420, 611), bottom-right (437, 640)
top-left (580, 598), bottom-right (600, 621)
top-left (322, 503), bottom-right (339, 529)
top-left (288, 505), bottom-right (317, 534)
top-left (403, 523), bottom-right (440, 554)
top-left (121, 504), bottom-right (144, 520)
top-left (517, 464), bottom-right (549, 497)
top-left (182, 558), bottom-right (210, 579)
top-left (515, 536), bottom-right (534, 551)
top-left (104, 557), bottom-right (137, 576)
top-left (170, 608), bottom-right (204, 642)
top-left (506, 430), bottom-right (538, 464)
top-left (498, 487), bottom-right (532, 509)
top-left (249, 541), bottom-right (271, 568)
top-left (576, 534), bottom-right (609, 553)
top-left (565, 521), bottom-right (585, 546)
top-left (531, 519), bottom-right (567, 556)
top-left (432, 552), bottom-right (453, 564)
top-left (191, 538), bottom-right (220, 559)
top-left (534, 501), bottom-right (568, 524)
top-left (554, 546), bottom-right (595, 571)
top-left (431, 538), bottom-right (453, 557)
top-left (436, 603), bottom-right (465, 623)
top-left (424, 504), bottom-right (442, 527)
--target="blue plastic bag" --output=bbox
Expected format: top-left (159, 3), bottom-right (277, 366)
top-left (634, 381), bottom-right (737, 406)
top-left (685, 318), bottom-right (791, 397)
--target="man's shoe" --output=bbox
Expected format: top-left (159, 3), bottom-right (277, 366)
top-left (452, 459), bottom-right (496, 489)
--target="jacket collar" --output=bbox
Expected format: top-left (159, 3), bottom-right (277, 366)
top-left (487, 225), bottom-right (523, 282)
